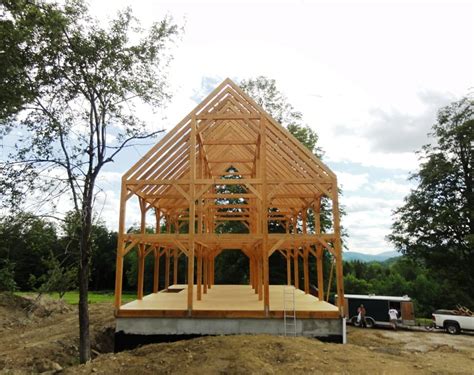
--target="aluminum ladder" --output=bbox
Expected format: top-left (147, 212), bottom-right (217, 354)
top-left (283, 286), bottom-right (297, 336)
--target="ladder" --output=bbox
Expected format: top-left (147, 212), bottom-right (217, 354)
top-left (283, 286), bottom-right (297, 336)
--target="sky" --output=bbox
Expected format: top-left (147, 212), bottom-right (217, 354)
top-left (6, 0), bottom-right (473, 255)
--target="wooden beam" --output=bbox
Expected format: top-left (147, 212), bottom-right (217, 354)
top-left (202, 139), bottom-right (257, 145)
top-left (260, 116), bottom-right (270, 314)
top-left (173, 248), bottom-right (178, 285)
top-left (197, 245), bottom-right (202, 301)
top-left (187, 115), bottom-right (197, 314)
top-left (197, 113), bottom-right (260, 120)
top-left (153, 248), bottom-right (160, 293)
top-left (114, 180), bottom-right (127, 310)
top-left (165, 249), bottom-right (170, 290)
top-left (332, 179), bottom-right (345, 315)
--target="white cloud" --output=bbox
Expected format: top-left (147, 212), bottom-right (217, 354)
top-left (365, 90), bottom-right (454, 153)
top-left (340, 195), bottom-right (402, 254)
top-left (336, 171), bottom-right (369, 192)
top-left (371, 179), bottom-right (413, 196)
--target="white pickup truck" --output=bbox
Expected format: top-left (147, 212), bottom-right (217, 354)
top-left (432, 309), bottom-right (474, 334)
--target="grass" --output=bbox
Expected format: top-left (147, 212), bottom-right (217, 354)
top-left (415, 317), bottom-right (433, 326)
top-left (16, 290), bottom-right (136, 305)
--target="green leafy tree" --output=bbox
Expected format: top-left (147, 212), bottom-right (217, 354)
top-left (29, 249), bottom-right (78, 298)
top-left (389, 97), bottom-right (474, 308)
top-left (0, 0), bottom-right (179, 362)
top-left (0, 213), bottom-right (60, 290)
top-left (0, 260), bottom-right (17, 292)
top-left (90, 223), bottom-right (118, 291)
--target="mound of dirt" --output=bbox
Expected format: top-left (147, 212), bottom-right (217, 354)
top-left (0, 292), bottom-right (72, 329)
top-left (62, 334), bottom-right (424, 374)
top-left (1, 299), bottom-right (474, 374)
top-left (0, 299), bottom-right (114, 373)
top-left (67, 328), bottom-right (474, 375)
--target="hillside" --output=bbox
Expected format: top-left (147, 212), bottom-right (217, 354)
top-left (343, 251), bottom-right (400, 263)
top-left (1, 295), bottom-right (473, 374)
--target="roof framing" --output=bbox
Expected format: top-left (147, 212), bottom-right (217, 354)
top-left (114, 78), bottom-right (345, 317)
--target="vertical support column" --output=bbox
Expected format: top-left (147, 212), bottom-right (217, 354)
top-left (137, 198), bottom-right (146, 300)
top-left (302, 209), bottom-right (309, 294)
top-left (203, 252), bottom-right (208, 294)
top-left (153, 209), bottom-right (161, 293)
top-left (292, 213), bottom-right (299, 290)
top-left (165, 248), bottom-right (170, 290)
top-left (257, 249), bottom-right (262, 300)
top-left (197, 245), bottom-right (202, 300)
top-left (286, 250), bottom-right (291, 286)
top-left (316, 247), bottom-right (324, 301)
top-left (153, 248), bottom-right (160, 293)
top-left (314, 198), bottom-right (324, 301)
top-left (260, 116), bottom-right (269, 314)
top-left (187, 115), bottom-right (197, 314)
top-left (114, 180), bottom-right (127, 310)
top-left (210, 253), bottom-right (215, 286)
top-left (285, 217), bottom-right (291, 286)
top-left (207, 252), bottom-right (211, 289)
top-left (248, 250), bottom-right (253, 288)
top-left (173, 249), bottom-right (178, 286)
top-left (293, 248), bottom-right (299, 290)
top-left (331, 181), bottom-right (345, 315)
top-left (252, 256), bottom-right (256, 293)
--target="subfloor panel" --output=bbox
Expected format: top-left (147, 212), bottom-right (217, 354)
top-left (119, 284), bottom-right (339, 313)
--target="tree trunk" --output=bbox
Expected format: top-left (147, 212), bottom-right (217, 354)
top-left (78, 184), bottom-right (94, 363)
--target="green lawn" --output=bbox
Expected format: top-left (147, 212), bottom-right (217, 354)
top-left (16, 291), bottom-right (136, 305)
top-left (415, 317), bottom-right (433, 326)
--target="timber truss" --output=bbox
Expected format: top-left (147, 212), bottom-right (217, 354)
top-left (114, 78), bottom-right (344, 315)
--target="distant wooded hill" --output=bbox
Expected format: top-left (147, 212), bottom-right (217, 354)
top-left (343, 251), bottom-right (400, 263)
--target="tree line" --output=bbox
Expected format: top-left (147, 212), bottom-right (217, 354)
top-left (0, 211), bottom-right (465, 319)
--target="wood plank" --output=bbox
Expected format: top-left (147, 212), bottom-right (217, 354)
top-left (202, 139), bottom-right (257, 145)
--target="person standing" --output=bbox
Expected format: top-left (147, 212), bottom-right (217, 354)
top-left (388, 307), bottom-right (398, 330)
top-left (357, 304), bottom-right (367, 328)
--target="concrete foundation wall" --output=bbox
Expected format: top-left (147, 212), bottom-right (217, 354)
top-left (116, 317), bottom-right (342, 338)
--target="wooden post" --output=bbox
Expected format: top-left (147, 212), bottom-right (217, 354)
top-left (314, 199), bottom-right (324, 301)
top-left (114, 180), bottom-right (127, 310)
top-left (187, 115), bottom-right (197, 314)
top-left (137, 198), bottom-right (147, 300)
top-left (203, 252), bottom-right (208, 294)
top-left (260, 116), bottom-right (269, 314)
top-left (257, 250), bottom-right (262, 300)
top-left (286, 251), bottom-right (291, 286)
top-left (197, 245), bottom-right (202, 300)
top-left (302, 209), bottom-right (309, 294)
top-left (173, 249), bottom-right (178, 286)
top-left (165, 249), bottom-right (170, 290)
top-left (137, 247), bottom-right (145, 300)
top-left (317, 247), bottom-right (324, 301)
top-left (153, 248), bottom-right (160, 293)
top-left (332, 180), bottom-right (345, 315)
top-left (253, 256), bottom-right (257, 293)
top-left (210, 254), bottom-right (215, 286)
top-left (293, 249), bottom-right (299, 290)
top-left (153, 209), bottom-right (161, 293)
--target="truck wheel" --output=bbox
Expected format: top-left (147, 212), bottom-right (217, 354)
top-left (365, 317), bottom-right (375, 328)
top-left (445, 321), bottom-right (460, 335)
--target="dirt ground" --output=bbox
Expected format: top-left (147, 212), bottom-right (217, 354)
top-left (1, 293), bottom-right (473, 374)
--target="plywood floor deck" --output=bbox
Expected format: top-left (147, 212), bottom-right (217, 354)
top-left (120, 285), bottom-right (338, 313)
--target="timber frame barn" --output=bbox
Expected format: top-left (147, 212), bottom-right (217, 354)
top-left (113, 78), bottom-right (345, 345)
